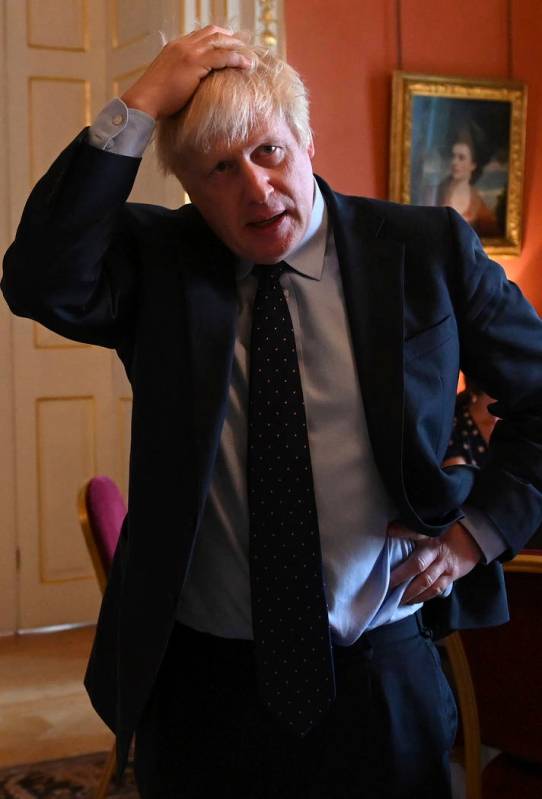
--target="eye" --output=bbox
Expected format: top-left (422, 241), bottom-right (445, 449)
top-left (212, 160), bottom-right (230, 174)
top-left (255, 144), bottom-right (283, 165)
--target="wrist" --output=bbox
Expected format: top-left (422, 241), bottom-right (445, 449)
top-left (120, 89), bottom-right (159, 120)
top-left (452, 521), bottom-right (484, 564)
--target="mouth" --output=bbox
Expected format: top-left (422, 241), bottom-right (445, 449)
top-left (247, 210), bottom-right (288, 229)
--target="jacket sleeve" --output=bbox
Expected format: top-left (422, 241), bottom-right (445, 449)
top-left (449, 208), bottom-right (542, 557)
top-left (1, 129), bottom-right (142, 349)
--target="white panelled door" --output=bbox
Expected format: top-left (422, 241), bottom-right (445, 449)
top-left (5, 0), bottom-right (114, 629)
top-left (1, 0), bottom-right (176, 630)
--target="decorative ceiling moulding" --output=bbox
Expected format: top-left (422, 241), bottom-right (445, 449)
top-left (26, 0), bottom-right (89, 53)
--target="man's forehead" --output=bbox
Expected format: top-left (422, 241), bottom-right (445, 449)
top-left (200, 115), bottom-right (294, 158)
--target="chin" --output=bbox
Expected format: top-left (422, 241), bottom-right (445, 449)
top-left (240, 242), bottom-right (292, 264)
top-left (237, 222), bottom-right (303, 264)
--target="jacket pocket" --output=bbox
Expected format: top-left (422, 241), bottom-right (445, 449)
top-left (404, 314), bottom-right (454, 363)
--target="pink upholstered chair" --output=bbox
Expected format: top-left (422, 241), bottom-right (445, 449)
top-left (79, 475), bottom-right (127, 594)
top-left (78, 476), bottom-right (127, 799)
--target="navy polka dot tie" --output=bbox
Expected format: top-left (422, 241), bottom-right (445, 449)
top-left (247, 262), bottom-right (336, 737)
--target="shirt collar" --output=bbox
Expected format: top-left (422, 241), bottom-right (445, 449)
top-left (235, 178), bottom-right (327, 281)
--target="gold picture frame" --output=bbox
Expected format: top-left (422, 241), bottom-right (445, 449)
top-left (389, 72), bottom-right (527, 256)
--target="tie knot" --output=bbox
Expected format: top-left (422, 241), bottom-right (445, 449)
top-left (253, 262), bottom-right (287, 283)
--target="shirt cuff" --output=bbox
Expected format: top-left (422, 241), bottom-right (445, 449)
top-left (459, 504), bottom-right (507, 563)
top-left (87, 98), bottom-right (155, 157)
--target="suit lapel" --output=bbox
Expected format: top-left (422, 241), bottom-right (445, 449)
top-left (318, 178), bottom-right (407, 504)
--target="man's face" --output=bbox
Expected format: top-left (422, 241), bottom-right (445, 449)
top-left (179, 116), bottom-right (315, 264)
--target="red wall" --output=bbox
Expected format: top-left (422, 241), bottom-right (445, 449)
top-left (285, 0), bottom-right (542, 311)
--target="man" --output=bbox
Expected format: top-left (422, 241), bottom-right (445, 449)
top-left (3, 26), bottom-right (542, 798)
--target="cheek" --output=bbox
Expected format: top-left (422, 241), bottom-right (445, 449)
top-left (191, 200), bottom-right (240, 246)
top-left (287, 171), bottom-right (314, 215)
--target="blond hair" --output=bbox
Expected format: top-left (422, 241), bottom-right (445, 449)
top-left (155, 40), bottom-right (311, 177)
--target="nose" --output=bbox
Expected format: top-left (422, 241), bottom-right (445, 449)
top-left (241, 162), bottom-right (273, 203)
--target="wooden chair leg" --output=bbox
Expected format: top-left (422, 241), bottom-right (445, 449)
top-left (93, 744), bottom-right (117, 799)
top-left (443, 632), bottom-right (482, 799)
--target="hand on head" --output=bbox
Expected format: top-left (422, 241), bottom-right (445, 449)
top-left (121, 26), bottom-right (252, 120)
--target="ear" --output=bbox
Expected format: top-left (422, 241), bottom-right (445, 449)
top-left (308, 139), bottom-right (315, 159)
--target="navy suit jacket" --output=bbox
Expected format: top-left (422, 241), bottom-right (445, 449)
top-left (4, 132), bottom-right (542, 771)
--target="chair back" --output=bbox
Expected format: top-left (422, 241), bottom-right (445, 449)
top-left (459, 552), bottom-right (542, 763)
top-left (78, 476), bottom-right (127, 594)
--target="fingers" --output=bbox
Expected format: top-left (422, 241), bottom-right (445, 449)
top-left (388, 520), bottom-right (482, 605)
top-left (201, 46), bottom-right (253, 73)
top-left (198, 29), bottom-right (253, 71)
top-left (187, 25), bottom-right (236, 41)
top-left (403, 577), bottom-right (450, 604)
top-left (389, 539), bottom-right (440, 590)
top-left (177, 27), bottom-right (252, 75)
top-left (400, 548), bottom-right (452, 604)
top-left (388, 522), bottom-right (453, 604)
top-left (209, 34), bottom-right (245, 50)
top-left (183, 26), bottom-right (251, 60)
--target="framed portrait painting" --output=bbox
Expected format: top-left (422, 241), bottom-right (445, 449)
top-left (389, 72), bottom-right (527, 255)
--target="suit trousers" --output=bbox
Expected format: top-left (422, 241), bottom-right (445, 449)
top-left (134, 613), bottom-right (457, 799)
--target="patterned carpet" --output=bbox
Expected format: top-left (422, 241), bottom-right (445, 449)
top-left (0, 752), bottom-right (139, 798)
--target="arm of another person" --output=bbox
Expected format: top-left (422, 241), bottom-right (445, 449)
top-left (1, 26), bottom-right (250, 349)
top-left (442, 404), bottom-right (468, 467)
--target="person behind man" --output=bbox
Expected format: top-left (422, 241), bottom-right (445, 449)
top-left (444, 377), bottom-right (498, 469)
top-left (3, 26), bottom-right (542, 799)
top-left (444, 377), bottom-right (542, 549)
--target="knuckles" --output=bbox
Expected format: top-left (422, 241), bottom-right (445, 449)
top-left (419, 573), bottom-right (435, 590)
top-left (413, 548), bottom-right (435, 572)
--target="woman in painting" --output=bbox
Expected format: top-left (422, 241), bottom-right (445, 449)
top-left (437, 127), bottom-right (499, 238)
